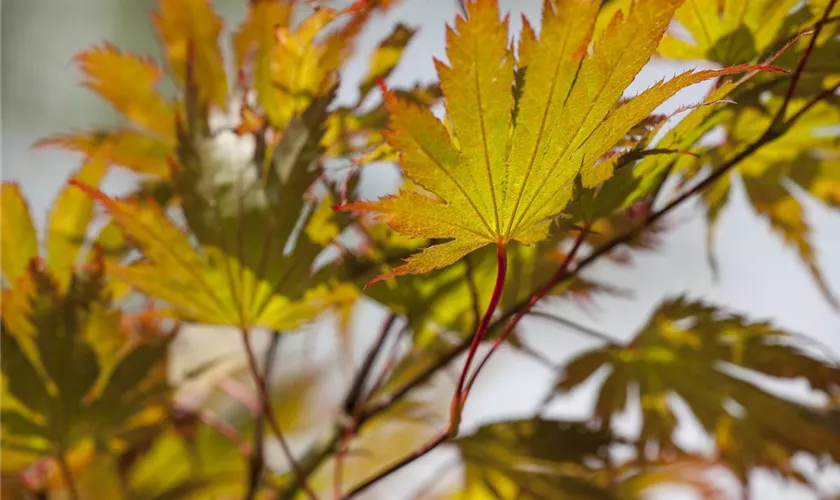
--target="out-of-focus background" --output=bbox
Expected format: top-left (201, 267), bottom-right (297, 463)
top-left (3, 1), bottom-right (840, 498)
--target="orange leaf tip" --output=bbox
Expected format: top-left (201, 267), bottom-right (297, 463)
top-left (69, 179), bottom-right (102, 200)
top-left (342, 0), bottom-right (368, 15)
top-left (753, 64), bottom-right (786, 73)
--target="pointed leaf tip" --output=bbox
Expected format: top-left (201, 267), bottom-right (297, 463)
top-left (343, 0), bottom-right (368, 15)
top-left (68, 179), bottom-right (100, 198)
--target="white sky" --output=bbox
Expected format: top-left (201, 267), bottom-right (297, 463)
top-left (2, 1), bottom-right (839, 498)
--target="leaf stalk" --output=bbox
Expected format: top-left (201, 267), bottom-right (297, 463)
top-left (340, 243), bottom-right (509, 499)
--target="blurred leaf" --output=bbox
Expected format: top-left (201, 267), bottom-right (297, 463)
top-left (233, 0), bottom-right (293, 69)
top-left (38, 129), bottom-right (173, 178)
top-left (554, 297), bottom-right (840, 480)
top-left (695, 98), bottom-right (840, 305)
top-left (1, 253), bottom-right (172, 468)
top-left (153, 0), bottom-right (228, 108)
top-left (658, 0), bottom-right (840, 101)
top-left (46, 158), bottom-right (107, 285)
top-left (234, 0), bottom-right (294, 128)
top-left (262, 8), bottom-right (343, 128)
top-left (1, 183), bottom-right (38, 286)
top-left (658, 0), bottom-right (800, 64)
top-left (358, 23), bottom-right (417, 101)
top-left (125, 424), bottom-right (243, 499)
top-left (74, 44), bottom-right (176, 138)
top-left (454, 418), bottom-right (616, 499)
top-left (74, 93), bottom-right (346, 331)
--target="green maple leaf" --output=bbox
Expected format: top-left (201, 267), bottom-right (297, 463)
top-left (450, 418), bottom-right (724, 499)
top-left (553, 297), bottom-right (840, 482)
top-left (1, 185), bottom-right (171, 464)
top-left (343, 0), bottom-right (777, 283)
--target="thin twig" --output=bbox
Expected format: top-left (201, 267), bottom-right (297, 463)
top-left (343, 314), bottom-right (397, 415)
top-left (362, 325), bottom-right (408, 403)
top-left (344, 430), bottom-right (451, 499)
top-left (785, 82), bottom-right (840, 125)
top-left (334, 315), bottom-right (401, 498)
top-left (451, 244), bottom-right (509, 420)
top-left (278, 431), bottom-right (342, 500)
top-left (56, 450), bottom-right (80, 500)
top-left (332, 419), bottom-right (357, 500)
top-left (245, 331), bottom-right (282, 500)
top-left (774, 0), bottom-right (838, 124)
top-left (528, 311), bottom-right (618, 346)
top-left (461, 226), bottom-right (590, 402)
top-left (342, 244), bottom-right (509, 499)
top-left (240, 331), bottom-right (319, 500)
top-left (278, 5), bottom-right (840, 494)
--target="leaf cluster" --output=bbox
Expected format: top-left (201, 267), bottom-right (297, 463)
top-left (2, 0), bottom-right (840, 498)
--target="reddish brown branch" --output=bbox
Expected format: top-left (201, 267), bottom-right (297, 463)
top-left (450, 243), bottom-right (509, 422)
top-left (340, 243), bottom-right (509, 499)
top-left (245, 331), bottom-right (281, 500)
top-left (462, 226), bottom-right (590, 402)
top-left (342, 314), bottom-right (398, 415)
top-left (775, 0), bottom-right (838, 123)
top-left (240, 331), bottom-right (318, 500)
top-left (279, 4), bottom-right (840, 496)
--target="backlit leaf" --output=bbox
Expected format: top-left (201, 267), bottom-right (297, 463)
top-left (74, 95), bottom-right (346, 331)
top-left (37, 129), bottom-right (173, 178)
top-left (233, 0), bottom-right (294, 126)
top-left (1, 184), bottom-right (38, 285)
top-left (46, 158), bottom-right (107, 284)
top-left (553, 297), bottom-right (840, 478)
top-left (1, 253), bottom-right (173, 459)
top-left (452, 419), bottom-right (719, 499)
top-left (659, 0), bottom-right (801, 64)
top-left (690, 98), bottom-right (840, 305)
top-left (358, 23), bottom-right (417, 101)
top-left (153, 0), bottom-right (228, 108)
top-left (263, 8), bottom-right (342, 127)
top-left (344, 0), bottom-right (775, 282)
top-left (74, 44), bottom-right (176, 138)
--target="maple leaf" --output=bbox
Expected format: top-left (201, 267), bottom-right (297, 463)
top-left (358, 23), bottom-right (418, 103)
top-left (1, 247), bottom-right (172, 477)
top-left (36, 44), bottom-right (176, 179)
top-left (681, 96), bottom-right (840, 304)
top-left (449, 418), bottom-right (726, 499)
top-left (153, 0), bottom-right (228, 108)
top-left (552, 297), bottom-right (840, 481)
top-left (658, 0), bottom-right (803, 64)
top-left (1, 160), bottom-right (107, 299)
top-left (342, 0), bottom-right (778, 283)
top-left (38, 129), bottom-right (173, 178)
top-left (75, 44), bottom-right (177, 138)
top-left (72, 93), bottom-right (346, 332)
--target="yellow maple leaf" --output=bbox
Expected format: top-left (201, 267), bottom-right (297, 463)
top-left (37, 42), bottom-right (176, 179)
top-left (69, 183), bottom-right (327, 331)
top-left (343, 0), bottom-right (778, 283)
top-left (659, 0), bottom-right (802, 64)
top-left (74, 44), bottom-right (176, 139)
top-left (153, 0), bottom-right (228, 108)
top-left (37, 129), bottom-right (173, 178)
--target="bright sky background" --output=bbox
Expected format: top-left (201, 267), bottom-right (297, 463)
top-left (3, 1), bottom-right (840, 498)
